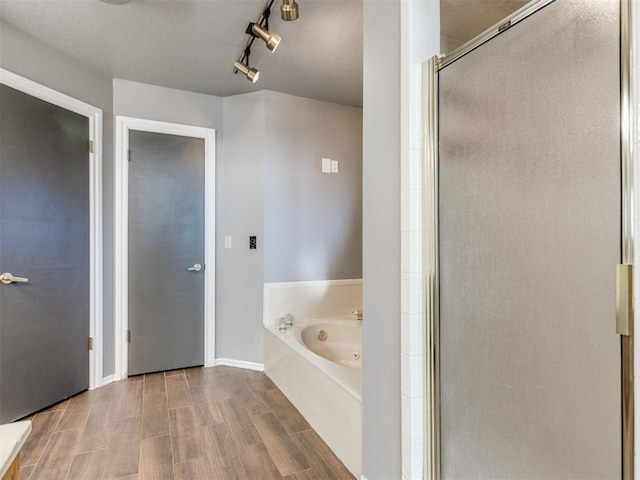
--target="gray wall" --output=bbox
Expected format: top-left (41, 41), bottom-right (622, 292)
top-left (113, 80), bottom-right (224, 374)
top-left (362, 1), bottom-right (402, 479)
top-left (113, 79), bottom-right (223, 129)
top-left (264, 91), bottom-right (362, 282)
top-left (218, 92), bottom-right (266, 363)
top-left (0, 19), bottom-right (116, 376)
top-left (1, 26), bottom-right (362, 379)
top-left (218, 91), bottom-right (363, 364)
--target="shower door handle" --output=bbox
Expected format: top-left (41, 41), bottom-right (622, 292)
top-left (187, 263), bottom-right (202, 272)
top-left (0, 273), bottom-right (29, 285)
top-left (617, 264), bottom-right (633, 335)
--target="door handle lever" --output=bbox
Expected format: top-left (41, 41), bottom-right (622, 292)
top-left (0, 273), bottom-right (29, 285)
top-left (187, 263), bottom-right (202, 272)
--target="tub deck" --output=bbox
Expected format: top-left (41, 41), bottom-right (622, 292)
top-left (264, 321), bottom-right (362, 478)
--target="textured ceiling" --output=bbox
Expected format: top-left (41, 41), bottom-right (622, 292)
top-left (0, 0), bottom-right (532, 108)
top-left (0, 0), bottom-right (364, 106)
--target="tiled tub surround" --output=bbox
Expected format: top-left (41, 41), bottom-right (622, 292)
top-left (263, 280), bottom-right (363, 478)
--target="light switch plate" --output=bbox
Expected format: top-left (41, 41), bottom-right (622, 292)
top-left (224, 236), bottom-right (232, 249)
top-left (322, 158), bottom-right (331, 173)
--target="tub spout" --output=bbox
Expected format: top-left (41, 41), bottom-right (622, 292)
top-left (352, 309), bottom-right (363, 321)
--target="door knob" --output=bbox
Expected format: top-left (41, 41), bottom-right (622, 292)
top-left (0, 273), bottom-right (29, 285)
top-left (187, 263), bottom-right (202, 272)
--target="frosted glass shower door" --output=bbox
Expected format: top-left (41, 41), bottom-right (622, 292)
top-left (438, 0), bottom-right (621, 477)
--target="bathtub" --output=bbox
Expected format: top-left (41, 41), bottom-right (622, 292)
top-left (264, 319), bottom-right (362, 478)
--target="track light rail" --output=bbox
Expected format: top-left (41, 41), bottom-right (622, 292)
top-left (233, 0), bottom-right (299, 83)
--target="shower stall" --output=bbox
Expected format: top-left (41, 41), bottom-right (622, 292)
top-left (424, 0), bottom-right (630, 477)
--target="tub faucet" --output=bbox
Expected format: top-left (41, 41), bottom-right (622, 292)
top-left (284, 313), bottom-right (294, 329)
top-left (278, 313), bottom-right (295, 332)
top-left (278, 317), bottom-right (287, 332)
top-left (352, 309), bottom-right (363, 321)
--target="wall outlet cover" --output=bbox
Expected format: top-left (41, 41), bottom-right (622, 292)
top-left (331, 159), bottom-right (339, 173)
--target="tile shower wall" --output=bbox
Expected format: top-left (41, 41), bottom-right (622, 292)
top-left (399, 2), bottom-right (439, 479)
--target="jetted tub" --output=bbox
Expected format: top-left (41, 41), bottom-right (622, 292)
top-left (264, 319), bottom-right (362, 477)
top-left (298, 321), bottom-right (362, 370)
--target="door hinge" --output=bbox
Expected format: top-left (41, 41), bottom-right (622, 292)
top-left (127, 329), bottom-right (131, 343)
top-left (617, 264), bottom-right (634, 336)
top-left (88, 337), bottom-right (94, 350)
top-left (128, 149), bottom-right (132, 162)
top-left (89, 140), bottom-right (94, 153)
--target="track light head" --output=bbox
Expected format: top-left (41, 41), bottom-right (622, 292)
top-left (234, 61), bottom-right (260, 83)
top-left (251, 23), bottom-right (281, 52)
top-left (281, 0), bottom-right (299, 21)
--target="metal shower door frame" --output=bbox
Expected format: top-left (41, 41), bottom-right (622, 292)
top-left (114, 116), bottom-right (217, 380)
top-left (422, 0), bottom-right (634, 477)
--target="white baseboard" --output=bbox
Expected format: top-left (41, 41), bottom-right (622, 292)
top-left (214, 358), bottom-right (264, 372)
top-left (100, 361), bottom-right (263, 387)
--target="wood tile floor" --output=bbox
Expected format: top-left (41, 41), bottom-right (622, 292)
top-left (16, 366), bottom-right (356, 480)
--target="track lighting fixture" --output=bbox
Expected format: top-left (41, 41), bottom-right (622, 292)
top-left (251, 23), bottom-right (281, 52)
top-left (280, 0), bottom-right (299, 21)
top-left (233, 0), bottom-right (298, 84)
top-left (234, 61), bottom-right (260, 83)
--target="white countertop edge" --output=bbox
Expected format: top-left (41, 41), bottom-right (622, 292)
top-left (0, 420), bottom-right (32, 477)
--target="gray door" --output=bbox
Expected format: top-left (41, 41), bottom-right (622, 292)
top-left (128, 130), bottom-right (205, 376)
top-left (438, 0), bottom-right (620, 477)
top-left (0, 84), bottom-right (90, 423)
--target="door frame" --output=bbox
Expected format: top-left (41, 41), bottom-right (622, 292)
top-left (422, 0), bottom-right (633, 477)
top-left (0, 68), bottom-right (104, 390)
top-left (114, 116), bottom-right (216, 379)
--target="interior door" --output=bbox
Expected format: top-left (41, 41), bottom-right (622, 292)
top-left (128, 130), bottom-right (205, 376)
top-left (0, 84), bottom-right (90, 423)
top-left (438, 0), bottom-right (620, 477)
